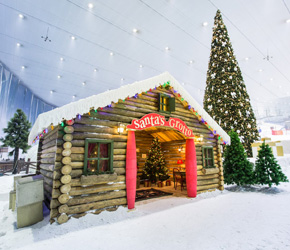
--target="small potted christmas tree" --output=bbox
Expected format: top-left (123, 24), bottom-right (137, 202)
top-left (254, 142), bottom-right (288, 187)
top-left (223, 130), bottom-right (254, 186)
top-left (141, 137), bottom-right (169, 187)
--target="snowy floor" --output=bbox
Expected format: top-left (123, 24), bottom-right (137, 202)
top-left (1, 122), bottom-right (290, 250)
top-left (1, 157), bottom-right (290, 250)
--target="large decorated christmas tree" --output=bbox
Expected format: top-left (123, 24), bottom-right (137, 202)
top-left (223, 130), bottom-right (254, 186)
top-left (142, 137), bottom-right (169, 183)
top-left (254, 142), bottom-right (288, 187)
top-left (0, 109), bottom-right (31, 174)
top-left (203, 10), bottom-right (259, 156)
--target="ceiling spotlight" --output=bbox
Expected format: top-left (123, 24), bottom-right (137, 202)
top-left (202, 22), bottom-right (208, 27)
top-left (72, 95), bottom-right (76, 98)
top-left (286, 19), bottom-right (290, 23)
top-left (71, 36), bottom-right (76, 40)
top-left (50, 90), bottom-right (54, 94)
top-left (57, 75), bottom-right (61, 79)
top-left (60, 57), bottom-right (64, 61)
top-left (258, 69), bottom-right (263, 72)
top-left (121, 78), bottom-right (124, 81)
top-left (82, 82), bottom-right (86, 86)
top-left (165, 47), bottom-right (170, 51)
top-left (139, 65), bottom-right (143, 68)
top-left (19, 14), bottom-right (24, 19)
top-left (189, 60), bottom-right (194, 64)
top-left (245, 57), bottom-right (249, 61)
top-left (270, 77), bottom-right (274, 81)
top-left (182, 82), bottom-right (185, 86)
top-left (21, 65), bottom-right (26, 69)
top-left (94, 68), bottom-right (98, 72)
top-left (110, 52), bottom-right (114, 56)
top-left (16, 43), bottom-right (21, 47)
top-left (88, 3), bottom-right (94, 9)
top-left (132, 28), bottom-right (139, 33)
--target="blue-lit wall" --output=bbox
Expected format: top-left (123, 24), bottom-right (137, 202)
top-left (0, 62), bottom-right (56, 138)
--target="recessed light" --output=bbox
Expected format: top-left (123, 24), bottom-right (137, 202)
top-left (50, 90), bottom-right (54, 94)
top-left (21, 65), bottom-right (26, 69)
top-left (189, 60), bottom-right (194, 64)
top-left (72, 95), bottom-right (76, 98)
top-left (182, 82), bottom-right (185, 86)
top-left (202, 22), bottom-right (208, 27)
top-left (94, 68), bottom-right (98, 72)
top-left (165, 47), bottom-right (170, 51)
top-left (19, 14), bottom-right (24, 19)
top-left (16, 43), bottom-right (21, 47)
top-left (132, 28), bottom-right (139, 33)
top-left (88, 3), bottom-right (94, 9)
top-left (57, 75), bottom-right (61, 79)
top-left (286, 19), bottom-right (290, 23)
top-left (279, 85), bottom-right (282, 88)
top-left (245, 57), bottom-right (249, 61)
top-left (258, 69), bottom-right (263, 72)
top-left (71, 36), bottom-right (76, 40)
top-left (60, 57), bottom-right (64, 61)
top-left (82, 82), bottom-right (86, 86)
top-left (270, 77), bottom-right (274, 81)
top-left (139, 65), bottom-right (143, 68)
top-left (110, 52), bottom-right (114, 56)
top-left (121, 78), bottom-right (124, 81)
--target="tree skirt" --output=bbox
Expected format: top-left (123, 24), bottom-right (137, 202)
top-left (136, 188), bottom-right (173, 202)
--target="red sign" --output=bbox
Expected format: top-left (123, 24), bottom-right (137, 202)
top-left (127, 113), bottom-right (193, 138)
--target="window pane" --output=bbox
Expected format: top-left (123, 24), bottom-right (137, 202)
top-left (88, 143), bottom-right (98, 158)
top-left (207, 159), bottom-right (213, 167)
top-left (99, 160), bottom-right (109, 172)
top-left (88, 160), bottom-right (98, 173)
top-left (100, 143), bottom-right (109, 158)
top-left (204, 148), bottom-right (207, 158)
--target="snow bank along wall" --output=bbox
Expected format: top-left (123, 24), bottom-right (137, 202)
top-left (36, 85), bottom-right (225, 224)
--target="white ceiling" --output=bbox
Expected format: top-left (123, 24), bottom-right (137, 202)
top-left (1, 0), bottom-right (290, 110)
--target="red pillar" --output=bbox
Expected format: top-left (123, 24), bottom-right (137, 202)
top-left (126, 130), bottom-right (137, 209)
top-left (185, 138), bottom-right (197, 197)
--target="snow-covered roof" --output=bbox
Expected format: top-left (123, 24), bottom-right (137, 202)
top-left (29, 72), bottom-right (230, 144)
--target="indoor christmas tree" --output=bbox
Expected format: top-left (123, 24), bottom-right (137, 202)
top-left (254, 142), bottom-right (288, 187)
top-left (223, 130), bottom-right (254, 186)
top-left (204, 10), bottom-right (259, 156)
top-left (0, 109), bottom-right (31, 174)
top-left (142, 137), bottom-right (169, 183)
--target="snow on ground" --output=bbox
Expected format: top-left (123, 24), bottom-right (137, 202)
top-left (1, 158), bottom-right (290, 250)
top-left (1, 122), bottom-right (290, 250)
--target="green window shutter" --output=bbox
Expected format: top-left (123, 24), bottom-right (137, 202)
top-left (168, 97), bottom-right (175, 112)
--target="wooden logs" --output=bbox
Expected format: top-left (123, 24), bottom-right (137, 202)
top-left (60, 175), bottom-right (72, 184)
top-left (57, 214), bottom-right (69, 224)
top-left (58, 194), bottom-right (70, 204)
top-left (80, 172), bottom-right (118, 185)
top-left (69, 183), bottom-right (126, 196)
top-left (61, 165), bottom-right (72, 175)
top-left (62, 149), bottom-right (71, 157)
top-left (63, 134), bottom-right (73, 142)
top-left (62, 156), bottom-right (71, 165)
top-left (64, 126), bottom-right (74, 134)
top-left (63, 142), bottom-right (72, 149)
top-left (60, 184), bottom-right (71, 194)
top-left (58, 204), bottom-right (69, 214)
top-left (201, 168), bottom-right (220, 175)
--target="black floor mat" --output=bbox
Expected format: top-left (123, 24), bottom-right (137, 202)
top-left (136, 188), bottom-right (173, 202)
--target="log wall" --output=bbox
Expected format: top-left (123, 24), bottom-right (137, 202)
top-left (38, 85), bottom-right (224, 224)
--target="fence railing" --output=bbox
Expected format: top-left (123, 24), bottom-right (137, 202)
top-left (0, 159), bottom-right (37, 175)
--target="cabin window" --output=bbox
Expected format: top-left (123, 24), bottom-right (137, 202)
top-left (84, 139), bottom-right (114, 175)
top-left (202, 146), bottom-right (214, 168)
top-left (159, 94), bottom-right (175, 113)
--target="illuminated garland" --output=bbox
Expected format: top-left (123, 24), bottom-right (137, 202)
top-left (32, 80), bottom-right (227, 145)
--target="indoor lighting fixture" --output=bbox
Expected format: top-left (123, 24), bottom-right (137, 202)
top-left (286, 19), bottom-right (290, 23)
top-left (110, 52), bottom-right (114, 56)
top-left (189, 60), bottom-right (193, 64)
top-left (57, 75), bottom-right (61, 79)
top-left (82, 82), bottom-right (86, 86)
top-left (94, 68), bottom-right (98, 72)
top-left (71, 36), bottom-right (76, 40)
top-left (60, 57), bottom-right (64, 61)
top-left (258, 69), bottom-right (263, 72)
top-left (18, 14), bottom-right (24, 19)
top-left (165, 46), bottom-right (170, 51)
top-left (270, 77), bottom-right (274, 81)
top-left (117, 123), bottom-right (125, 134)
top-left (16, 43), bottom-right (21, 47)
top-left (72, 95), bottom-right (76, 98)
top-left (121, 78), bottom-right (124, 81)
top-left (139, 65), bottom-right (143, 68)
top-left (88, 3), bottom-right (94, 9)
top-left (245, 57), bottom-right (249, 61)
top-left (132, 28), bottom-right (139, 33)
top-left (50, 90), bottom-right (54, 94)
top-left (178, 146), bottom-right (183, 153)
top-left (202, 22), bottom-right (208, 26)
top-left (21, 66), bottom-right (26, 69)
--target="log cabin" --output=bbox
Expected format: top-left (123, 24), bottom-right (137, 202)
top-left (29, 72), bottom-right (230, 224)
